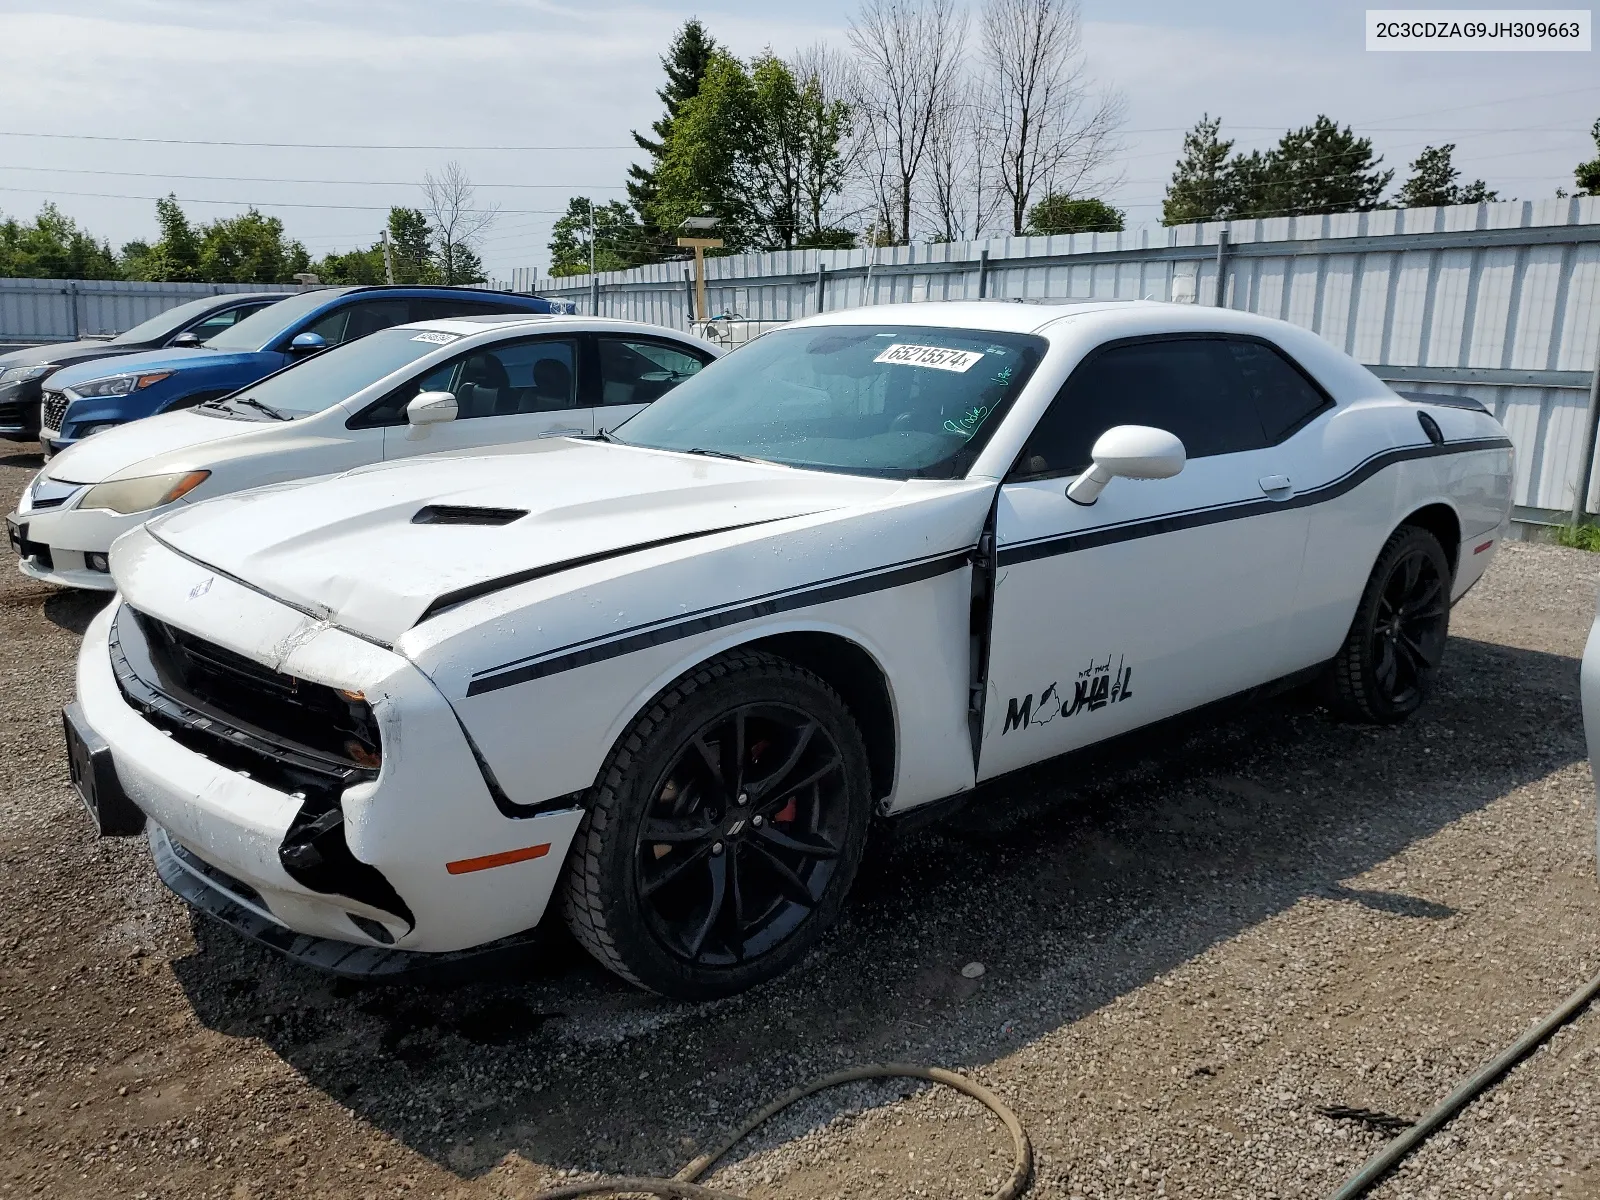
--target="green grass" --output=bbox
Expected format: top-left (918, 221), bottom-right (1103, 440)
top-left (1554, 523), bottom-right (1600, 551)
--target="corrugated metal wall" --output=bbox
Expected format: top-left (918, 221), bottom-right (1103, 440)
top-left (0, 278), bottom-right (308, 347)
top-left (534, 197), bottom-right (1600, 517)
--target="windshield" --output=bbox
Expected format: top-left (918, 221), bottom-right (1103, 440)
top-left (613, 324), bottom-right (1046, 478)
top-left (202, 288), bottom-right (352, 352)
top-left (110, 296), bottom-right (252, 346)
top-left (210, 326), bottom-right (454, 420)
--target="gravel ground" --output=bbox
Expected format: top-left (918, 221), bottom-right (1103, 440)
top-left (2, 444), bottom-right (1599, 1200)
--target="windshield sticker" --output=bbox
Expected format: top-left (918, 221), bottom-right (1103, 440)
top-left (874, 343), bottom-right (984, 372)
top-left (943, 405), bottom-right (991, 437)
top-left (411, 331), bottom-right (459, 344)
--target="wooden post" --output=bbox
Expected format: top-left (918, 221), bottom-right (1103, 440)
top-left (676, 236), bottom-right (724, 322)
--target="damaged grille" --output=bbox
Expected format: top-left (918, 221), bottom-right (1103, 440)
top-left (110, 606), bottom-right (381, 796)
top-left (41, 390), bottom-right (69, 432)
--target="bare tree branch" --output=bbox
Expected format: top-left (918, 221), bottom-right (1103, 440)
top-left (977, 0), bottom-right (1125, 235)
top-left (848, 0), bottom-right (968, 244)
top-left (421, 160), bottom-right (499, 283)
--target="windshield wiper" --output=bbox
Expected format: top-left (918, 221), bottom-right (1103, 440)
top-left (222, 395), bottom-right (290, 421)
top-left (684, 447), bottom-right (761, 463)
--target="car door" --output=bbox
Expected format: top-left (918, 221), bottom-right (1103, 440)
top-left (379, 336), bottom-right (593, 460)
top-left (978, 335), bottom-right (1314, 780)
top-left (591, 336), bottom-right (715, 435)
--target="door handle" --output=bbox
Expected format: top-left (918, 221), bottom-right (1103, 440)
top-left (539, 427), bottom-right (586, 438)
top-left (1258, 474), bottom-right (1292, 496)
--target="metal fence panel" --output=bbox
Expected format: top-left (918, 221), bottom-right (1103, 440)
top-left (0, 278), bottom-right (308, 346)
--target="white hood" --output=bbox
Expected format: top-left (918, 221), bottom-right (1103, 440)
top-left (141, 440), bottom-right (904, 643)
top-left (46, 410), bottom-right (264, 484)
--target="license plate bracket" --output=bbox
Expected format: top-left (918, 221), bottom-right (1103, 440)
top-left (62, 702), bottom-right (145, 837)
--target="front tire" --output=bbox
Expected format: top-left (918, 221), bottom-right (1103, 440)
top-left (559, 650), bottom-right (872, 999)
top-left (1324, 524), bottom-right (1451, 723)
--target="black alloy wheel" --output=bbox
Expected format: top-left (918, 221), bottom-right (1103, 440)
top-left (561, 650), bottom-right (872, 998)
top-left (637, 703), bottom-right (850, 967)
top-left (1325, 524), bottom-right (1452, 723)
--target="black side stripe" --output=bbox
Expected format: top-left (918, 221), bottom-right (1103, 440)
top-left (418, 515), bottom-right (808, 623)
top-left (998, 437), bottom-right (1512, 567)
top-left (464, 550), bottom-right (971, 696)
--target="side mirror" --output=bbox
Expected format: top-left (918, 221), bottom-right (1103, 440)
top-left (1066, 425), bottom-right (1186, 506)
top-left (406, 391), bottom-right (458, 426)
top-left (288, 331), bottom-right (328, 355)
top-left (169, 331), bottom-right (202, 348)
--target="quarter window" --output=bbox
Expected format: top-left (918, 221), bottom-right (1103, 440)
top-left (1224, 339), bottom-right (1331, 442)
top-left (597, 338), bottom-right (709, 406)
top-left (1014, 338), bottom-right (1265, 479)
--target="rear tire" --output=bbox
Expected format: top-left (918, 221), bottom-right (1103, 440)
top-left (1323, 524), bottom-right (1451, 724)
top-left (559, 650), bottom-right (872, 999)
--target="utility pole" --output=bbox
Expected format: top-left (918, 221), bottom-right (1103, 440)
top-left (588, 201), bottom-right (598, 317)
top-left (381, 227), bottom-right (395, 284)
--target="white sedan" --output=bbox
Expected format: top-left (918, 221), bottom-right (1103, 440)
top-left (67, 300), bottom-right (1513, 998)
top-left (9, 315), bottom-right (717, 589)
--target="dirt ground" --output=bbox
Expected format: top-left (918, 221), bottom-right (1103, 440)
top-left (2, 444), bottom-right (1599, 1200)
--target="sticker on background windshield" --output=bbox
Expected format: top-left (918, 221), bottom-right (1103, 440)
top-left (411, 331), bottom-right (458, 344)
top-left (874, 343), bottom-right (984, 372)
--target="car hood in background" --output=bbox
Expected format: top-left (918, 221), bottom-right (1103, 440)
top-left (43, 410), bottom-right (272, 484)
top-left (43, 345), bottom-right (263, 390)
top-left (140, 441), bottom-right (906, 643)
top-left (0, 341), bottom-right (151, 370)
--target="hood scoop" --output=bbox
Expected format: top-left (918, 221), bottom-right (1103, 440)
top-left (412, 505), bottom-right (529, 526)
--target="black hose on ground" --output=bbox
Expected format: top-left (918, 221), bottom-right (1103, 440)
top-left (526, 1063), bottom-right (1033, 1200)
top-left (1326, 968), bottom-right (1600, 1199)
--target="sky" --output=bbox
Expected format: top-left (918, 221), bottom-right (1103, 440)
top-left (0, 0), bottom-right (1595, 281)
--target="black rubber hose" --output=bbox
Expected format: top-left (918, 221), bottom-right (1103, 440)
top-left (526, 1063), bottom-right (1034, 1200)
top-left (1326, 968), bottom-right (1600, 1199)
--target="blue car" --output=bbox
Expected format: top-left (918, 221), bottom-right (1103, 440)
top-left (40, 285), bottom-right (576, 455)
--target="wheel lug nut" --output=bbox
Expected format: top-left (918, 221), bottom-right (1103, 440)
top-left (752, 815), bottom-right (764, 827)
top-left (737, 792), bottom-right (749, 806)
top-left (711, 842), bottom-right (724, 856)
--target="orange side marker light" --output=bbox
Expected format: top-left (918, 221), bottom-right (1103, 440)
top-left (446, 843), bottom-right (551, 875)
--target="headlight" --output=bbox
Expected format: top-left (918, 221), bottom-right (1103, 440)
top-left (70, 371), bottom-right (173, 398)
top-left (79, 470), bottom-right (209, 515)
top-left (0, 363), bottom-right (55, 385)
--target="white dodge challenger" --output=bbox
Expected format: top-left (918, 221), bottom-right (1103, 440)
top-left (66, 300), bottom-right (1514, 998)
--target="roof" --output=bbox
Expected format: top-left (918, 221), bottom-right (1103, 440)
top-left (792, 299), bottom-right (1143, 336)
top-left (392, 314), bottom-right (717, 340)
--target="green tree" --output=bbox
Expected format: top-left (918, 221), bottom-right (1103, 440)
top-left (314, 246), bottom-right (387, 284)
top-left (438, 241), bottom-right (486, 285)
top-left (197, 209), bottom-right (310, 282)
top-left (1576, 118), bottom-right (1600, 196)
top-left (387, 207), bottom-right (437, 283)
top-left (628, 19), bottom-right (721, 262)
top-left (0, 204), bottom-right (121, 279)
top-left (1232, 116), bottom-right (1393, 219)
top-left (1025, 194), bottom-right (1125, 235)
top-left (651, 51), bottom-right (852, 252)
top-left (1162, 115), bottom-right (1235, 226)
top-left (122, 195), bottom-right (203, 281)
top-left (1396, 144), bottom-right (1498, 208)
top-left (547, 197), bottom-right (648, 275)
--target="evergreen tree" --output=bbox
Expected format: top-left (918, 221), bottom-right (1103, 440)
top-left (628, 19), bottom-right (720, 261)
top-left (1025, 194), bottom-right (1124, 235)
top-left (1162, 115), bottom-right (1235, 226)
top-left (0, 204), bottom-right (120, 279)
top-left (650, 50), bottom-right (759, 249)
top-left (1233, 116), bottom-right (1392, 219)
top-left (1576, 118), bottom-right (1600, 197)
top-left (386, 207), bottom-right (437, 283)
top-left (1396, 144), bottom-right (1497, 208)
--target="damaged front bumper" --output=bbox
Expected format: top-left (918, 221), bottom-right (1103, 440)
top-left (72, 570), bottom-right (584, 962)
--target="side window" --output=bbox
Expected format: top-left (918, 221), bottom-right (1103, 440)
top-left (351, 338), bottom-right (579, 427)
top-left (1014, 338), bottom-right (1265, 479)
top-left (410, 298), bottom-right (531, 320)
top-left (302, 300), bottom-right (412, 347)
top-left (1224, 339), bottom-right (1332, 442)
top-left (597, 338), bottom-right (709, 406)
top-left (184, 303), bottom-right (268, 343)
